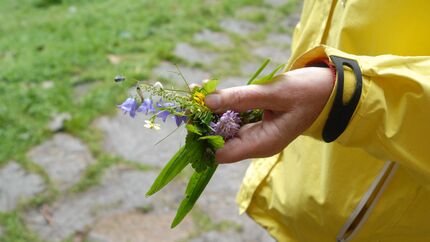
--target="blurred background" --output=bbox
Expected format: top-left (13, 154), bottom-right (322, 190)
top-left (0, 0), bottom-right (300, 241)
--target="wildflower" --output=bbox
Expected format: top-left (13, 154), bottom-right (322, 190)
top-left (156, 99), bottom-right (176, 122)
top-left (156, 99), bottom-right (175, 109)
top-left (174, 114), bottom-right (187, 127)
top-left (153, 82), bottom-right (164, 89)
top-left (144, 120), bottom-right (161, 130)
top-left (211, 110), bottom-right (241, 140)
top-left (137, 98), bottom-right (155, 114)
top-left (118, 97), bottom-right (138, 118)
top-left (158, 110), bottom-right (170, 122)
top-left (193, 92), bottom-right (206, 106)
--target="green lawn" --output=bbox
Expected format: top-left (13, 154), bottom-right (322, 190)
top-left (0, 0), bottom-right (268, 164)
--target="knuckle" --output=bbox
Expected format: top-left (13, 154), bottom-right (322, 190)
top-left (224, 88), bottom-right (246, 108)
top-left (234, 86), bottom-right (265, 109)
top-left (235, 89), bottom-right (246, 106)
top-left (251, 86), bottom-right (268, 100)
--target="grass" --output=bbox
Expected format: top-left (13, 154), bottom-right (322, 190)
top-left (176, 206), bottom-right (242, 242)
top-left (0, 212), bottom-right (44, 242)
top-left (0, 0), bottom-right (264, 164)
top-left (0, 0), bottom-right (300, 241)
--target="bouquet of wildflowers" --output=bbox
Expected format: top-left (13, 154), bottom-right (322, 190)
top-left (117, 60), bottom-right (284, 228)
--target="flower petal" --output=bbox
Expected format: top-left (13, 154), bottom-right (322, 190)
top-left (118, 97), bottom-right (138, 118)
top-left (157, 110), bottom-right (170, 122)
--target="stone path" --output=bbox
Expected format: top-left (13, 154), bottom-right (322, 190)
top-left (95, 112), bottom-right (187, 167)
top-left (0, 1), bottom-right (299, 241)
top-left (0, 162), bottom-right (45, 212)
top-left (28, 133), bottom-right (96, 191)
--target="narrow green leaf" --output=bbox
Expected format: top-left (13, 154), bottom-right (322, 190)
top-left (247, 58), bottom-right (270, 85)
top-left (250, 63), bottom-right (286, 85)
top-left (199, 135), bottom-right (225, 149)
top-left (186, 124), bottom-right (202, 135)
top-left (202, 79), bottom-right (219, 94)
top-left (171, 164), bottom-right (218, 228)
top-left (146, 135), bottom-right (203, 196)
top-left (145, 146), bottom-right (188, 196)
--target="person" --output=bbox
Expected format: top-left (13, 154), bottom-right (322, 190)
top-left (204, 0), bottom-right (430, 241)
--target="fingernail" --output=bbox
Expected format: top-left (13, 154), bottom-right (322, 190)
top-left (205, 94), bottom-right (220, 109)
top-left (214, 148), bottom-right (226, 164)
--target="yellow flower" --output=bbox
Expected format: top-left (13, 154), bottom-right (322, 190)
top-left (193, 92), bottom-right (206, 106)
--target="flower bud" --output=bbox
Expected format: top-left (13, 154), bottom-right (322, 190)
top-left (153, 82), bottom-right (164, 89)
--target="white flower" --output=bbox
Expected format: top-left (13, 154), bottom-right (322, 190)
top-left (153, 82), bottom-right (164, 89)
top-left (144, 120), bottom-right (161, 130)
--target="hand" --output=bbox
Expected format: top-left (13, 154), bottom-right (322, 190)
top-left (205, 67), bottom-right (334, 163)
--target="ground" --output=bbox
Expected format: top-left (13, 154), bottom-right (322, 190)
top-left (0, 0), bottom-right (300, 241)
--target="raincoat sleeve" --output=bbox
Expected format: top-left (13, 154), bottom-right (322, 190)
top-left (290, 45), bottom-right (430, 185)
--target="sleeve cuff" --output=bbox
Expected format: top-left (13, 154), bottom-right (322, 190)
top-left (287, 45), bottom-right (366, 141)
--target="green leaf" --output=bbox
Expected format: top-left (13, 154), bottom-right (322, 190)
top-left (171, 164), bottom-right (218, 228)
top-left (202, 79), bottom-right (219, 94)
top-left (247, 58), bottom-right (270, 85)
top-left (199, 135), bottom-right (225, 149)
top-left (200, 112), bottom-right (213, 126)
top-left (145, 146), bottom-right (188, 196)
top-left (241, 109), bottom-right (264, 124)
top-left (185, 124), bottom-right (202, 135)
top-left (146, 134), bottom-right (203, 196)
top-left (250, 63), bottom-right (286, 85)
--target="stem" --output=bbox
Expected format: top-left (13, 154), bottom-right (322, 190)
top-left (163, 88), bottom-right (190, 93)
top-left (154, 125), bottom-right (182, 146)
top-left (175, 64), bottom-right (192, 92)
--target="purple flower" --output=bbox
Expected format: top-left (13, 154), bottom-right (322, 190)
top-left (174, 115), bottom-right (187, 127)
top-left (173, 108), bottom-right (187, 126)
top-left (118, 97), bottom-right (138, 118)
top-left (137, 98), bottom-right (155, 114)
top-left (157, 110), bottom-right (170, 122)
top-left (156, 99), bottom-right (176, 122)
top-left (211, 110), bottom-right (241, 140)
top-left (156, 98), bottom-right (175, 108)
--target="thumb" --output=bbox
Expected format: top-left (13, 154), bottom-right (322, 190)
top-left (214, 120), bottom-right (287, 163)
top-left (205, 85), bottom-right (274, 113)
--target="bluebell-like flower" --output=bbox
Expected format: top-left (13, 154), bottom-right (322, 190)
top-left (174, 114), bottom-right (187, 127)
top-left (156, 99), bottom-right (175, 108)
top-left (137, 98), bottom-right (155, 114)
top-left (157, 110), bottom-right (170, 122)
top-left (156, 98), bottom-right (164, 108)
top-left (156, 99), bottom-right (176, 122)
top-left (172, 107), bottom-right (187, 127)
top-left (211, 110), bottom-right (241, 140)
top-left (118, 97), bottom-right (138, 118)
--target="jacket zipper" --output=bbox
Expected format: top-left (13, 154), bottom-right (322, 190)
top-left (336, 161), bottom-right (398, 242)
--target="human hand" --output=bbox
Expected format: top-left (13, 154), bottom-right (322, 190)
top-left (205, 67), bottom-right (334, 163)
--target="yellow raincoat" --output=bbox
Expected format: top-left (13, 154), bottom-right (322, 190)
top-left (236, 1), bottom-right (430, 241)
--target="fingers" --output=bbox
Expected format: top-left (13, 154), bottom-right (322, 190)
top-left (205, 84), bottom-right (275, 113)
top-left (214, 119), bottom-right (289, 163)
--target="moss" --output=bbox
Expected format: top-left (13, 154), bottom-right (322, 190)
top-left (0, 212), bottom-right (45, 242)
